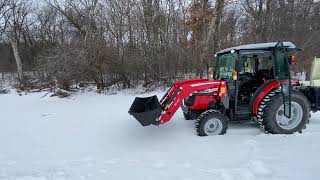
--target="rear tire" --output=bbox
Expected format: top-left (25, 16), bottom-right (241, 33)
top-left (257, 90), bottom-right (310, 134)
top-left (195, 110), bottom-right (228, 136)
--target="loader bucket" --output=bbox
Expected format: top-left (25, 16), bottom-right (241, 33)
top-left (128, 95), bottom-right (162, 126)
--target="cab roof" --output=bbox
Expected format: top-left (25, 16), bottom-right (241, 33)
top-left (217, 42), bottom-right (296, 55)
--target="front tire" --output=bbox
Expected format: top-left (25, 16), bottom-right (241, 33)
top-left (257, 90), bottom-right (310, 134)
top-left (183, 112), bottom-right (192, 120)
top-left (195, 110), bottom-right (228, 136)
top-left (183, 110), bottom-right (201, 120)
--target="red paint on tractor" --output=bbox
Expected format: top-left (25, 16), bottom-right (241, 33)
top-left (160, 79), bottom-right (210, 106)
top-left (252, 81), bottom-right (281, 115)
top-left (185, 81), bottom-right (227, 110)
top-left (252, 79), bottom-right (299, 115)
top-left (159, 79), bottom-right (226, 124)
top-left (187, 96), bottom-right (218, 110)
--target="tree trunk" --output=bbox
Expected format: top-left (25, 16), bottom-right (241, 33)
top-left (11, 39), bottom-right (23, 82)
top-left (212, 0), bottom-right (224, 52)
top-left (200, 0), bottom-right (224, 78)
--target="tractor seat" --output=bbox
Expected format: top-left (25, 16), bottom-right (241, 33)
top-left (255, 69), bottom-right (274, 82)
top-left (256, 69), bottom-right (270, 77)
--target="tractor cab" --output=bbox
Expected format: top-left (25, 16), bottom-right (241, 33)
top-left (213, 42), bottom-right (298, 120)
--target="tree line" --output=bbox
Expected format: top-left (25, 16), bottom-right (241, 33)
top-left (0, 0), bottom-right (319, 91)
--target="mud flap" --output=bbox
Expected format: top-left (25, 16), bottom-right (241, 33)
top-left (128, 96), bottom-right (162, 126)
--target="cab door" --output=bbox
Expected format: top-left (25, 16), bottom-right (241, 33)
top-left (274, 42), bottom-right (291, 118)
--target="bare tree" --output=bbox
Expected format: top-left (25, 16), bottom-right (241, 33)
top-left (201, 0), bottom-right (225, 78)
top-left (4, 0), bottom-right (33, 84)
top-left (0, 0), bottom-right (9, 39)
top-left (0, 0), bottom-right (319, 91)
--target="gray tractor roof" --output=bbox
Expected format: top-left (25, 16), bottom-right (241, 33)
top-left (217, 42), bottom-right (296, 55)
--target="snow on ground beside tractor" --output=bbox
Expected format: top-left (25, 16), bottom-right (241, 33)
top-left (0, 91), bottom-right (320, 180)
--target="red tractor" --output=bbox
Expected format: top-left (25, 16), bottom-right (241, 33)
top-left (129, 41), bottom-right (320, 136)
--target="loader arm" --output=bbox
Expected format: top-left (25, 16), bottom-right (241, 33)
top-left (158, 80), bottom-right (226, 124)
top-left (160, 79), bottom-right (210, 108)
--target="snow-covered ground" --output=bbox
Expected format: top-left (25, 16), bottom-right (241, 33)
top-left (1, 91), bottom-right (320, 180)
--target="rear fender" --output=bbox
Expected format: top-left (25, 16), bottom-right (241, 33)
top-left (249, 80), bottom-right (281, 115)
top-left (250, 79), bottom-right (300, 115)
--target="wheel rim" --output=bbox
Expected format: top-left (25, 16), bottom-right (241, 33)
top-left (204, 118), bottom-right (223, 135)
top-left (276, 102), bottom-right (303, 130)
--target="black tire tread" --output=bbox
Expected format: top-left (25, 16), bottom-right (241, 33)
top-left (183, 112), bottom-right (191, 120)
top-left (257, 89), bottom-right (310, 134)
top-left (195, 109), bottom-right (228, 136)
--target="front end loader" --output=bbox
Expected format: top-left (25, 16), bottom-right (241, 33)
top-left (129, 79), bottom-right (227, 127)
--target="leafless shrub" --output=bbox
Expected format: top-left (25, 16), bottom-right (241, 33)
top-left (50, 89), bottom-right (71, 98)
top-left (0, 78), bottom-right (9, 94)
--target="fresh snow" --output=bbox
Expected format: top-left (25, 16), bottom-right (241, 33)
top-left (217, 42), bottom-right (296, 54)
top-left (0, 91), bottom-right (320, 180)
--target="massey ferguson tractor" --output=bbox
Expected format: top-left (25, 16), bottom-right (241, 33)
top-left (129, 41), bottom-right (320, 136)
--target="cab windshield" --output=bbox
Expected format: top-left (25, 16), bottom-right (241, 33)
top-left (215, 53), bottom-right (237, 80)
